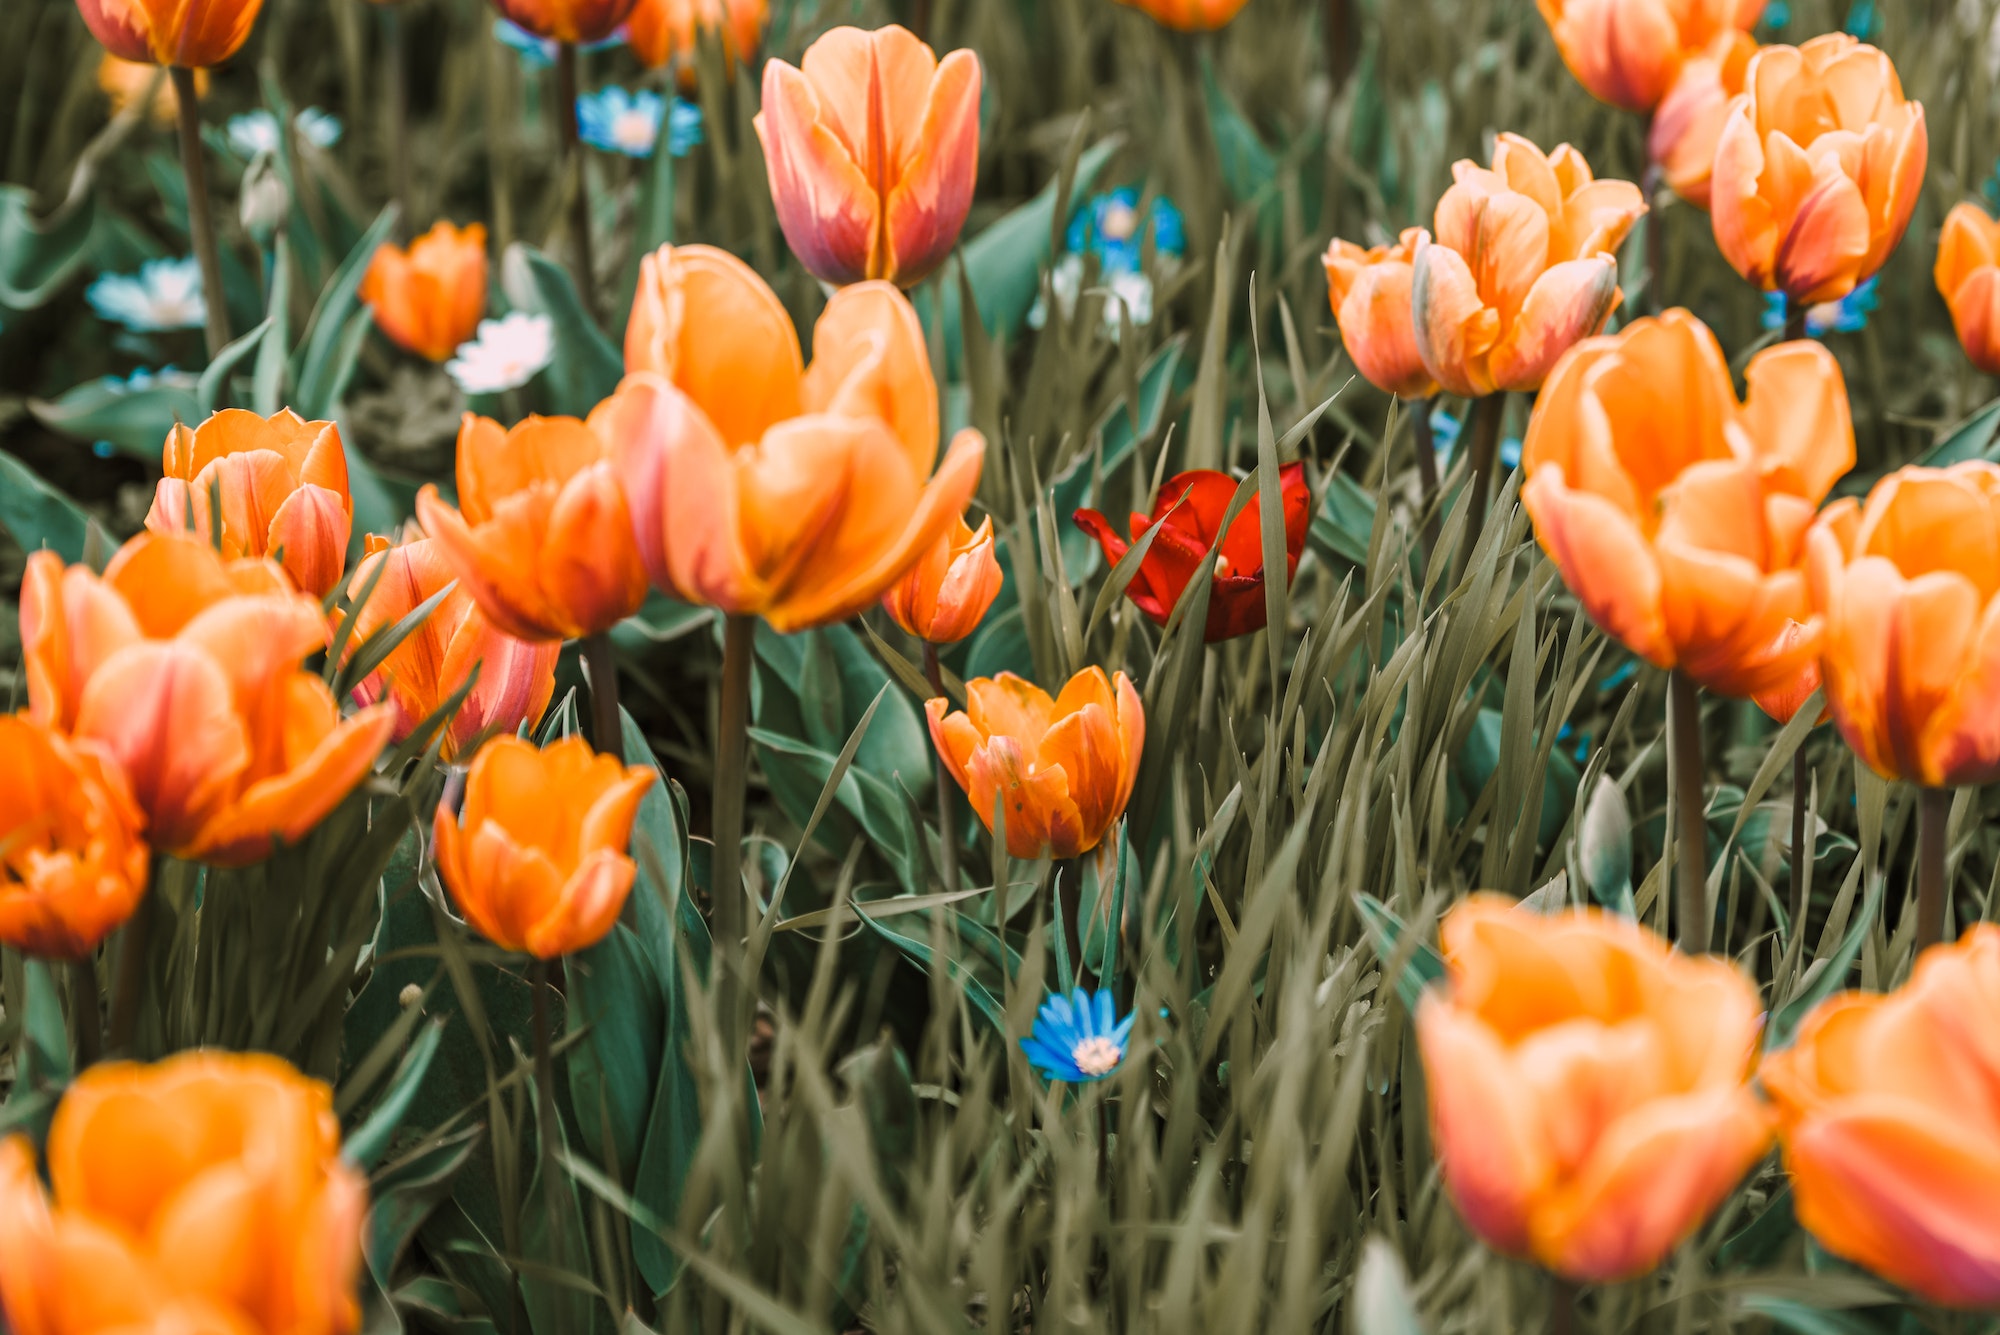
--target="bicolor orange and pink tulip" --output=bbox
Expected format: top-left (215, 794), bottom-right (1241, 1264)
top-left (0, 716), bottom-right (149, 961)
top-left (360, 222), bottom-right (489, 364)
top-left (485, 0), bottom-right (635, 44)
top-left (1936, 202), bottom-right (2000, 377)
top-left (1648, 32), bottom-right (1756, 209)
top-left (1323, 229), bottom-right (1438, 399)
top-left (1536, 0), bottom-right (1761, 113)
top-left (75, 0), bottom-right (264, 67)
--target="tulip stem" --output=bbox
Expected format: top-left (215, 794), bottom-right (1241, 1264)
top-left (1463, 393), bottom-right (1505, 551)
top-left (1411, 397), bottom-right (1441, 557)
top-left (381, 4), bottom-right (412, 238)
top-left (1548, 1276), bottom-right (1579, 1335)
top-left (68, 958), bottom-right (102, 1069)
top-left (171, 66), bottom-right (232, 361)
top-left (908, 0), bottom-right (933, 43)
top-left (529, 958), bottom-right (570, 1272)
top-left (924, 642), bottom-right (961, 893)
top-left (1641, 160), bottom-right (1664, 316)
top-left (553, 44), bottom-right (596, 322)
top-left (583, 631), bottom-right (624, 763)
top-left (711, 613), bottom-right (757, 1052)
top-left (1916, 786), bottom-right (1950, 953)
top-left (107, 887), bottom-right (158, 1054)
top-left (1789, 749), bottom-right (1811, 940)
top-left (1669, 668), bottom-right (1710, 953)
top-left (1784, 298), bottom-right (1809, 342)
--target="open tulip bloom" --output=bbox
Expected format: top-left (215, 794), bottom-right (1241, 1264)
top-left (359, 221), bottom-right (489, 364)
top-left (487, 0), bottom-right (637, 44)
top-left (1536, 0), bottom-right (1762, 114)
top-left (75, 0), bottom-right (267, 67)
top-left (1323, 229), bottom-right (1439, 400)
top-left (0, 716), bottom-right (149, 961)
top-left (1936, 202), bottom-right (2000, 377)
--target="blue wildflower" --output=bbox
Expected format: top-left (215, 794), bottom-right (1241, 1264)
top-left (1761, 276), bottom-right (1877, 338)
top-left (1020, 988), bottom-right (1134, 1083)
top-left (577, 86), bottom-right (664, 157)
top-left (1760, 0), bottom-right (1790, 30)
top-left (495, 18), bottom-right (625, 69)
top-left (87, 259), bottom-right (206, 332)
top-left (226, 108), bottom-right (341, 159)
top-left (665, 99), bottom-right (703, 158)
top-left (1065, 188), bottom-right (1187, 278)
top-left (1843, 0), bottom-right (1881, 39)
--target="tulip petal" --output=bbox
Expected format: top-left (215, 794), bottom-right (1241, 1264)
top-left (1738, 339), bottom-right (1854, 502)
top-left (540, 461), bottom-right (649, 638)
top-left (880, 48), bottom-right (981, 286)
top-left (802, 280), bottom-right (941, 477)
top-left (755, 60), bottom-right (882, 287)
top-left (1415, 998), bottom-right (1551, 1258)
top-left (266, 483), bottom-right (351, 599)
top-left (1411, 239), bottom-right (1502, 398)
top-left (526, 851), bottom-right (636, 958)
top-left (623, 246), bottom-right (805, 446)
top-left (185, 697), bottom-right (395, 866)
top-left (1522, 468), bottom-right (1674, 668)
top-left (1774, 152), bottom-right (1873, 304)
top-left (416, 484), bottom-right (565, 643)
top-left (1486, 256), bottom-right (1621, 392)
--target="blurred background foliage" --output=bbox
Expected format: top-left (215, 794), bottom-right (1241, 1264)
top-left (3, 0), bottom-right (2000, 1330)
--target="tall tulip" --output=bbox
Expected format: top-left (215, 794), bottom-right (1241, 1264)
top-left (883, 513), bottom-right (1003, 645)
top-left (1111, 0), bottom-right (1252, 28)
top-left (754, 25), bottom-right (980, 288)
top-left (74, 0), bottom-right (265, 67)
top-left (1647, 32), bottom-right (1756, 209)
top-left (19, 533), bottom-right (394, 865)
top-left (1418, 895), bottom-right (1772, 1281)
top-left (1936, 202), bottom-right (2000, 377)
top-left (486, 0), bottom-right (635, 43)
top-left (1075, 464), bottom-right (1311, 643)
top-left (434, 735), bottom-right (655, 957)
top-left (359, 221), bottom-right (489, 364)
top-left (1761, 928), bottom-right (2000, 1306)
top-left (0, 1050), bottom-right (366, 1335)
top-left (346, 532), bottom-right (560, 759)
top-left (1710, 35), bottom-right (1926, 307)
top-left (1413, 133), bottom-right (1647, 397)
top-left (0, 716), bottom-right (149, 961)
top-left (1521, 310), bottom-right (1853, 697)
top-left (615, 244), bottom-right (984, 631)
top-left (415, 412), bottom-right (651, 643)
top-left (145, 408), bottom-right (353, 599)
top-left (1535, 0), bottom-right (1762, 114)
top-left (628, 0), bottom-right (765, 79)
top-left (1323, 230), bottom-right (1438, 400)
top-left (927, 667), bottom-right (1144, 859)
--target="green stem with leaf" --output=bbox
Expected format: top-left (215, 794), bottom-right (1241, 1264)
top-left (171, 66), bottom-right (232, 359)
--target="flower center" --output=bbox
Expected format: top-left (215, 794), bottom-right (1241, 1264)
top-left (614, 110), bottom-right (655, 152)
top-left (1071, 1035), bottom-right (1122, 1077)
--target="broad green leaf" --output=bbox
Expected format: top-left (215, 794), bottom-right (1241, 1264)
top-left (0, 185), bottom-right (96, 309)
top-left (0, 448), bottom-right (90, 561)
top-left (502, 243), bottom-right (623, 416)
top-left (30, 374), bottom-right (199, 459)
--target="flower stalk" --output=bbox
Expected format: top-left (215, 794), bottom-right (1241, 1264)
top-left (583, 631), bottom-right (624, 763)
top-left (923, 642), bottom-right (960, 892)
top-left (711, 613), bottom-right (756, 1049)
top-left (170, 66), bottom-right (231, 359)
top-left (1669, 668), bottom-right (1709, 953)
top-left (380, 3), bottom-right (412, 233)
top-left (553, 42), bottom-right (596, 320)
top-left (1916, 786), bottom-right (1950, 952)
top-left (1412, 397), bottom-right (1440, 555)
top-left (69, 958), bottom-right (102, 1068)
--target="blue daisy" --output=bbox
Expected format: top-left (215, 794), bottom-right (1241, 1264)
top-left (495, 18), bottom-right (626, 70)
top-left (225, 107), bottom-right (342, 159)
top-left (1020, 988), bottom-right (1135, 1083)
top-left (1761, 276), bottom-right (1878, 338)
top-left (87, 258), bottom-right (206, 332)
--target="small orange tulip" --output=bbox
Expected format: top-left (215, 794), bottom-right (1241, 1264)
top-left (346, 532), bottom-right (560, 760)
top-left (614, 244), bottom-right (984, 631)
top-left (1322, 229), bottom-right (1438, 399)
top-left (1521, 309), bottom-right (1853, 698)
top-left (19, 533), bottom-right (395, 865)
top-left (487, 0), bottom-right (636, 44)
top-left (75, 0), bottom-right (265, 67)
top-left (415, 412), bottom-right (651, 644)
top-left (926, 667), bottom-right (1143, 859)
top-left (754, 25), bottom-right (980, 288)
top-left (433, 735), bottom-right (655, 958)
top-left (1536, 0), bottom-right (1762, 114)
top-left (1761, 926), bottom-right (2000, 1306)
top-left (882, 513), bottom-right (1003, 645)
top-left (145, 408), bottom-right (353, 600)
top-left (0, 1050), bottom-right (365, 1335)
top-left (1413, 134), bottom-right (1646, 398)
top-left (1111, 0), bottom-right (1252, 29)
top-left (1711, 34), bottom-right (1927, 306)
top-left (359, 221), bottom-right (489, 364)
top-left (1935, 202), bottom-right (2000, 377)
top-left (1806, 461), bottom-right (2000, 787)
top-left (627, 0), bottom-right (765, 81)
top-left (1419, 894), bottom-right (1773, 1282)
top-left (0, 716), bottom-right (148, 961)
top-left (1647, 32), bottom-right (1756, 209)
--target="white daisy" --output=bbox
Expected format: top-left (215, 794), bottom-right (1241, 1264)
top-left (446, 312), bottom-right (555, 395)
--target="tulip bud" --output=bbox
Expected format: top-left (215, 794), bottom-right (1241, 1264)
top-left (882, 513), bottom-right (1002, 644)
top-left (0, 716), bottom-right (149, 961)
top-left (75, 0), bottom-right (267, 68)
top-left (1537, 0), bottom-right (1763, 114)
top-left (360, 221), bottom-right (490, 364)
top-left (753, 25), bottom-right (980, 288)
top-left (1935, 202), bottom-right (2000, 377)
top-left (1323, 229), bottom-right (1437, 399)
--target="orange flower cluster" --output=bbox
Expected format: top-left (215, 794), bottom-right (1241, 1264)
top-left (360, 221), bottom-right (489, 364)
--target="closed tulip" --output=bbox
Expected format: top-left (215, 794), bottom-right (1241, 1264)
top-left (926, 667), bottom-right (1143, 859)
top-left (628, 0), bottom-right (765, 78)
top-left (1413, 134), bottom-right (1647, 398)
top-left (1806, 461), bottom-right (2000, 787)
top-left (1711, 35), bottom-right (1926, 306)
top-left (75, 0), bottom-right (265, 67)
top-left (145, 408), bottom-right (352, 599)
top-left (0, 1050), bottom-right (366, 1335)
top-left (1761, 926), bottom-right (2000, 1305)
top-left (1536, 0), bottom-right (1762, 113)
top-left (1521, 309), bottom-right (1853, 698)
top-left (346, 532), bottom-right (560, 760)
top-left (1074, 464), bottom-right (1311, 643)
top-left (883, 513), bottom-right (1003, 645)
top-left (1647, 32), bottom-right (1756, 209)
top-left (434, 735), bottom-right (655, 957)
top-left (1935, 202), bottom-right (2000, 376)
top-left (754, 25), bottom-right (980, 288)
top-left (416, 412), bottom-right (651, 643)
top-left (1111, 0), bottom-right (1252, 29)
top-left (0, 716), bottom-right (148, 961)
top-left (1323, 229), bottom-right (1438, 399)
top-left (359, 221), bottom-right (489, 364)
top-left (487, 0), bottom-right (636, 44)
top-left (19, 533), bottom-right (395, 865)
top-left (1418, 894), bottom-right (1773, 1282)
top-left (614, 244), bottom-right (984, 631)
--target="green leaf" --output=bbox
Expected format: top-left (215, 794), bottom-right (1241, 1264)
top-left (30, 373), bottom-right (200, 459)
top-left (857, 907), bottom-right (1011, 1034)
top-left (0, 185), bottom-right (97, 310)
top-left (1354, 894), bottom-right (1446, 1012)
top-left (502, 243), bottom-right (623, 417)
top-left (1577, 776), bottom-right (1634, 916)
top-left (1308, 470), bottom-right (1378, 569)
top-left (343, 1019), bottom-right (448, 1170)
top-left (197, 316), bottom-right (275, 416)
top-left (1918, 394), bottom-right (2000, 468)
top-left (750, 727), bottom-right (923, 895)
top-left (1200, 54), bottom-right (1279, 207)
top-left (1767, 874), bottom-right (1885, 1051)
top-left (365, 1125), bottom-right (482, 1291)
top-left (21, 959), bottom-right (69, 1091)
top-left (295, 204), bottom-right (398, 419)
top-left (565, 922), bottom-right (664, 1183)
top-left (0, 448), bottom-right (90, 561)
top-left (836, 1036), bottom-right (918, 1208)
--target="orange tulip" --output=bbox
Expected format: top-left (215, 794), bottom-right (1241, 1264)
top-left (1412, 134), bottom-right (1646, 398)
top-left (1111, 0), bottom-right (1252, 29)
top-left (1935, 202), bottom-right (2000, 377)
top-left (145, 408), bottom-right (353, 600)
top-left (1323, 229), bottom-right (1438, 399)
top-left (1711, 35), bottom-right (1927, 306)
top-left (74, 0), bottom-right (264, 67)
top-left (1750, 620), bottom-right (1823, 725)
top-left (1536, 0), bottom-right (1761, 114)
top-left (1647, 32), bottom-right (1756, 209)
top-left (415, 412), bottom-right (651, 643)
top-left (19, 532), bottom-right (395, 865)
top-left (627, 0), bottom-right (765, 81)
top-left (926, 668), bottom-right (1143, 859)
top-left (487, 0), bottom-right (636, 44)
top-left (614, 244), bottom-right (984, 631)
top-left (433, 735), bottom-right (655, 958)
top-left (882, 513), bottom-right (1003, 645)
top-left (346, 532), bottom-right (560, 760)
top-left (0, 716), bottom-right (148, 961)
top-left (754, 25), bottom-right (980, 288)
top-left (1418, 894), bottom-right (1772, 1282)
top-left (359, 221), bottom-right (489, 364)
top-left (1521, 309), bottom-right (1853, 698)
top-left (1761, 926), bottom-right (2000, 1306)
top-left (1805, 461), bottom-right (2000, 787)
top-left (0, 1050), bottom-right (365, 1335)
